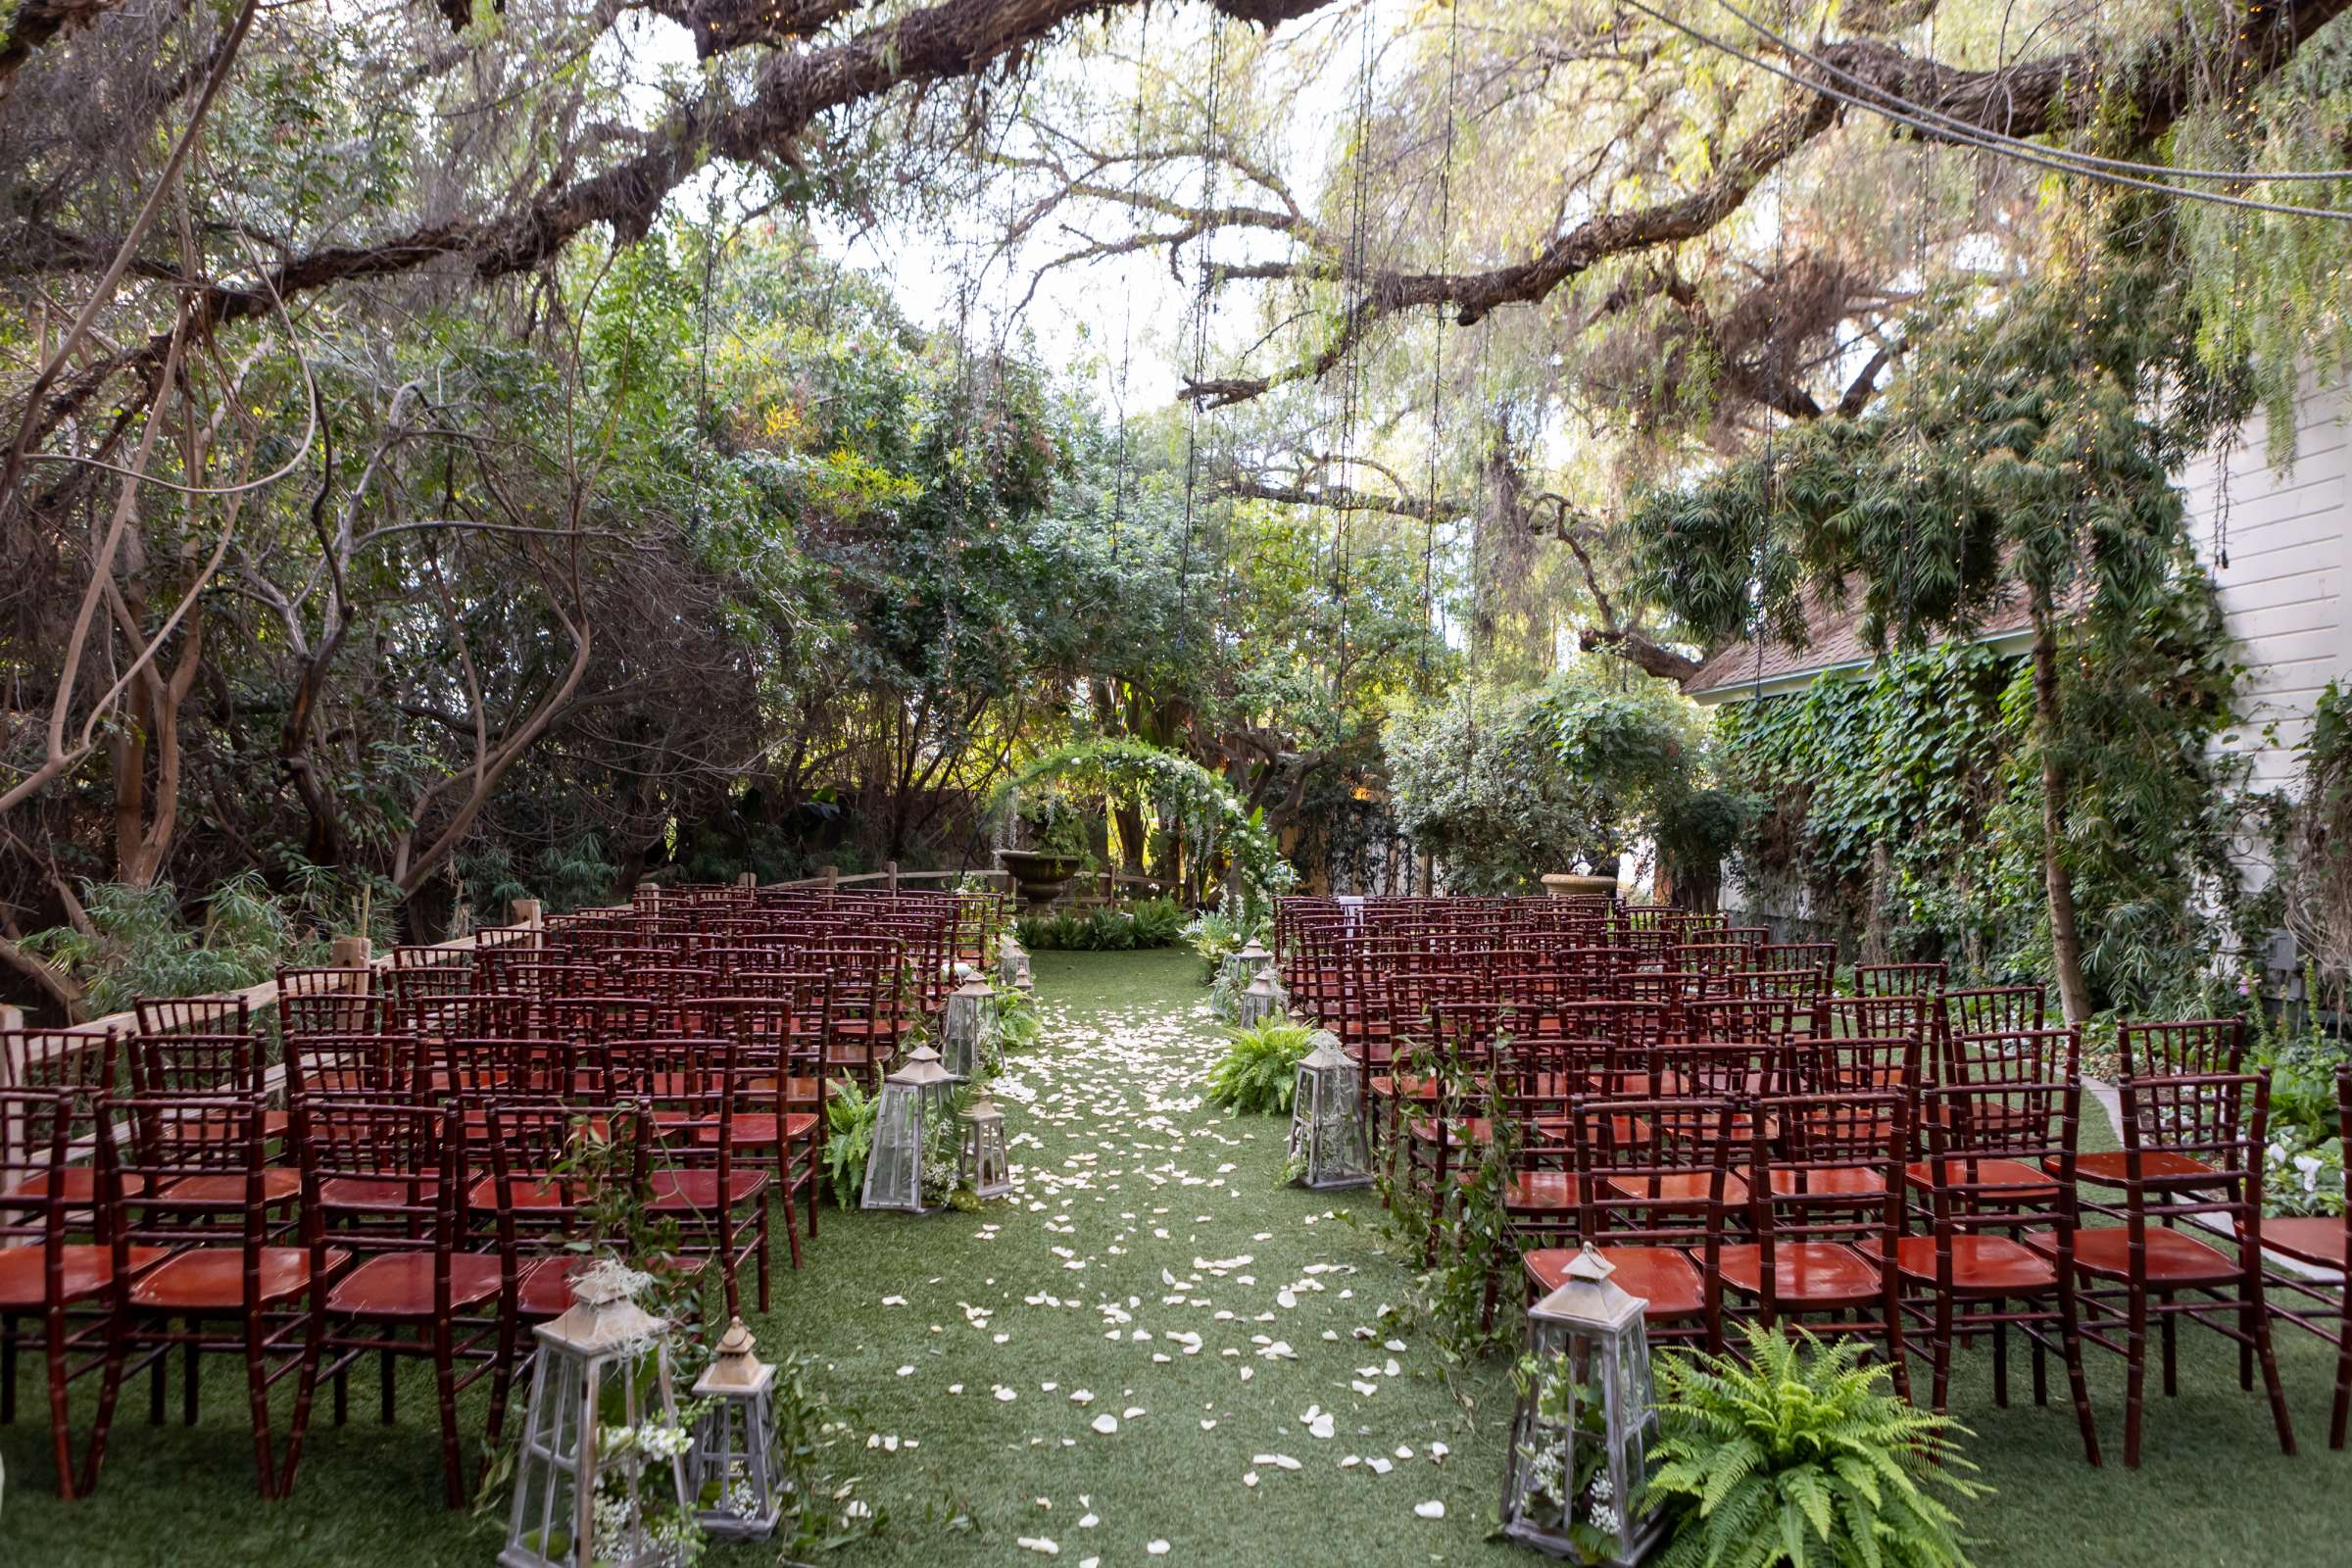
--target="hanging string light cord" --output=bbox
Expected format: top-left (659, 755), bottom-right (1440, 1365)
top-left (1419, 0), bottom-right (1462, 690)
top-left (1615, 0), bottom-right (2352, 221)
top-left (1174, 19), bottom-right (1227, 658)
top-left (1333, 2), bottom-right (1378, 709)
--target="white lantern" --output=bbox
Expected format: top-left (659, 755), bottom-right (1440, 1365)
top-left (502, 1263), bottom-right (690, 1568)
top-left (941, 972), bottom-right (997, 1080)
top-left (1237, 963), bottom-right (1288, 1029)
top-left (959, 1092), bottom-right (1012, 1200)
top-left (1286, 1030), bottom-right (1372, 1191)
top-left (1218, 936), bottom-right (1272, 993)
top-left (688, 1319), bottom-right (785, 1541)
top-left (997, 933), bottom-right (1033, 992)
top-left (861, 1050), bottom-right (956, 1213)
top-left (1498, 1246), bottom-right (1663, 1564)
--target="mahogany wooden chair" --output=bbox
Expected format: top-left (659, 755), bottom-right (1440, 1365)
top-left (292, 1098), bottom-right (511, 1506)
top-left (130, 994), bottom-right (251, 1038)
top-left (2029, 1068), bottom-right (2293, 1466)
top-left (1720, 1091), bottom-right (1911, 1393)
top-left (1892, 1074), bottom-right (2100, 1462)
top-left (2076, 1019), bottom-right (2249, 1194)
top-left (1480, 1035), bottom-right (1580, 1322)
top-left (702, 997), bottom-right (821, 1264)
top-left (619, 1038), bottom-right (770, 1315)
top-left (91, 1094), bottom-right (338, 1497)
top-left (2259, 1062), bottom-right (2350, 1448)
top-left (1537, 1097), bottom-right (1740, 1350)
top-left (0, 1086), bottom-right (159, 1497)
top-left (1824, 994), bottom-right (1933, 1040)
top-left (0, 1028), bottom-right (118, 1207)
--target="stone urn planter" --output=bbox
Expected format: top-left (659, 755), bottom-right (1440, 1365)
top-left (1541, 872), bottom-right (1619, 900)
top-left (995, 849), bottom-right (1086, 910)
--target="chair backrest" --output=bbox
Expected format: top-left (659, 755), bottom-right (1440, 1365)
top-left (131, 994), bottom-right (250, 1038)
top-left (1824, 995), bottom-right (1931, 1039)
top-left (1916, 1072), bottom-right (2082, 1202)
top-left (1797, 1034), bottom-right (1919, 1097)
top-left (1942, 985), bottom-right (2046, 1040)
top-left (126, 1032), bottom-right (263, 1100)
top-left (0, 1086), bottom-right (83, 1253)
top-left (97, 1094), bottom-right (271, 1251)
top-left (294, 1098), bottom-right (461, 1253)
top-left (1940, 1026), bottom-right (2080, 1097)
top-left (2115, 1069), bottom-right (2264, 1201)
top-left (0, 1026), bottom-right (116, 1097)
top-left (484, 1101), bottom-right (646, 1254)
top-left (2118, 1017), bottom-right (2246, 1079)
top-left (1750, 1091), bottom-right (1908, 1231)
top-left (439, 1037), bottom-right (610, 1104)
top-left (1853, 961), bottom-right (1948, 997)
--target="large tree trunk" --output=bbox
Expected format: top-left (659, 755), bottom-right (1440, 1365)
top-left (2030, 606), bottom-right (2093, 1026)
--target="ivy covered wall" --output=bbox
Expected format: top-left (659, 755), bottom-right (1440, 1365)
top-left (1714, 620), bottom-right (2283, 1015)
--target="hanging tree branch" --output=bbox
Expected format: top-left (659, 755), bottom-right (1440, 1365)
top-left (1179, 1), bottom-right (2352, 407)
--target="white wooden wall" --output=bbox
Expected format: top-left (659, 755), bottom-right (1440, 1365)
top-left (2179, 372), bottom-right (2352, 809)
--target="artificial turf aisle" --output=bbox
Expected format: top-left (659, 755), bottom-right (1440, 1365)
top-left (4, 947), bottom-right (2348, 1566)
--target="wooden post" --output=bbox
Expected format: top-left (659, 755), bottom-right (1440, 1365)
top-left (886, 859), bottom-right (900, 895)
top-left (329, 934), bottom-right (372, 973)
top-left (0, 1004), bottom-right (24, 1033)
top-left (820, 864), bottom-right (839, 891)
top-left (736, 871), bottom-right (758, 888)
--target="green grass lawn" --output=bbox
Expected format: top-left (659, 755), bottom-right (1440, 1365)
top-left (4, 948), bottom-right (2346, 1565)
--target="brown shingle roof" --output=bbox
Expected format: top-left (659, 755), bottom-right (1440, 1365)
top-left (1680, 575), bottom-right (2036, 700)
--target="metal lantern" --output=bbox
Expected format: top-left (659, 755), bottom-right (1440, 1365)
top-left (941, 972), bottom-right (997, 1080)
top-left (959, 1091), bottom-right (1012, 1200)
top-left (1499, 1246), bottom-right (1663, 1565)
top-left (861, 1050), bottom-right (956, 1213)
top-left (1286, 1030), bottom-right (1372, 1191)
top-left (1218, 936), bottom-right (1272, 993)
top-left (688, 1319), bottom-right (786, 1542)
top-left (1237, 963), bottom-right (1288, 1029)
top-left (502, 1264), bottom-right (690, 1568)
top-left (997, 933), bottom-right (1033, 992)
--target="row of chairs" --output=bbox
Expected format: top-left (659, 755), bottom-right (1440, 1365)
top-left (0, 883), bottom-right (999, 1503)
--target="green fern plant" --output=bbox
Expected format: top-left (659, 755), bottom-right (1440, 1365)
top-left (821, 1076), bottom-right (881, 1209)
top-left (1204, 1019), bottom-right (1315, 1114)
top-left (1646, 1324), bottom-right (1984, 1568)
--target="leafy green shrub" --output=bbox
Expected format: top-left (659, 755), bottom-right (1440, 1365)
top-left (1204, 1019), bottom-right (1315, 1114)
top-left (24, 874), bottom-right (320, 1019)
top-left (1184, 907), bottom-right (1244, 982)
top-left (1017, 898), bottom-right (1188, 952)
top-left (1647, 1324), bottom-right (1983, 1568)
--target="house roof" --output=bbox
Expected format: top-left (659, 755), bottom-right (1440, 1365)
top-left (1680, 575), bottom-right (2037, 703)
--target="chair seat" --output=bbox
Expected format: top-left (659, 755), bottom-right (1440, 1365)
top-left (2, 1168), bottom-right (149, 1205)
top-left (318, 1176), bottom-right (440, 1211)
top-left (2071, 1151), bottom-right (2222, 1187)
top-left (1719, 1241), bottom-right (1885, 1306)
top-left (2264, 1216), bottom-right (2349, 1269)
top-left (327, 1251), bottom-right (505, 1317)
top-left (1766, 1166), bottom-right (1888, 1198)
top-left (1600, 1171), bottom-right (1746, 1207)
top-left (729, 1112), bottom-right (821, 1147)
top-left (1369, 1075), bottom-right (1441, 1102)
top-left (2026, 1226), bottom-right (2239, 1285)
top-left (467, 1175), bottom-right (576, 1212)
top-left (1527, 1246), bottom-right (1707, 1318)
top-left (647, 1169), bottom-right (769, 1210)
top-left (162, 1167), bottom-right (301, 1205)
top-left (1501, 1172), bottom-right (1580, 1211)
top-left (1405, 1116), bottom-right (1492, 1146)
top-left (1904, 1157), bottom-right (2058, 1203)
top-left (1862, 1234), bottom-right (2057, 1294)
top-left (0, 1243), bottom-right (168, 1307)
top-left (130, 1246), bottom-right (346, 1310)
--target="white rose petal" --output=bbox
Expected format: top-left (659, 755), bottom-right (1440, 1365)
top-left (1414, 1500), bottom-right (1446, 1520)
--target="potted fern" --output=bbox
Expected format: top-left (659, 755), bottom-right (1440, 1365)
top-left (1644, 1325), bottom-right (1983, 1568)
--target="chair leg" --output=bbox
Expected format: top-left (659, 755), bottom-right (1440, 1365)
top-left (78, 1306), bottom-right (128, 1499)
top-left (1928, 1292), bottom-right (1955, 1413)
top-left (2058, 1273), bottom-right (2100, 1467)
top-left (780, 1163), bottom-right (805, 1272)
top-left (2, 1310), bottom-right (18, 1424)
top-left (2248, 1280), bottom-right (2297, 1457)
top-left (44, 1303), bottom-right (77, 1500)
top-left (756, 1201), bottom-right (772, 1312)
top-left (243, 1318), bottom-right (278, 1499)
top-left (485, 1300), bottom-right (520, 1447)
top-left (2122, 1288), bottom-right (2148, 1469)
top-left (279, 1302), bottom-right (323, 1501)
top-left (433, 1322), bottom-right (467, 1509)
top-left (182, 1318), bottom-right (201, 1427)
top-left (2328, 1310), bottom-right (2349, 1450)
top-left (2159, 1301), bottom-right (2177, 1397)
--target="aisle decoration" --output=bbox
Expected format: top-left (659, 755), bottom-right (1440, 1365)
top-left (861, 1048), bottom-right (957, 1213)
top-left (687, 1319), bottom-right (787, 1542)
top-left (1237, 963), bottom-right (1289, 1029)
top-left (1499, 1247), bottom-right (1662, 1565)
top-left (959, 1091), bottom-right (1013, 1200)
top-left (1285, 1030), bottom-right (1372, 1191)
top-left (501, 1261), bottom-right (697, 1568)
